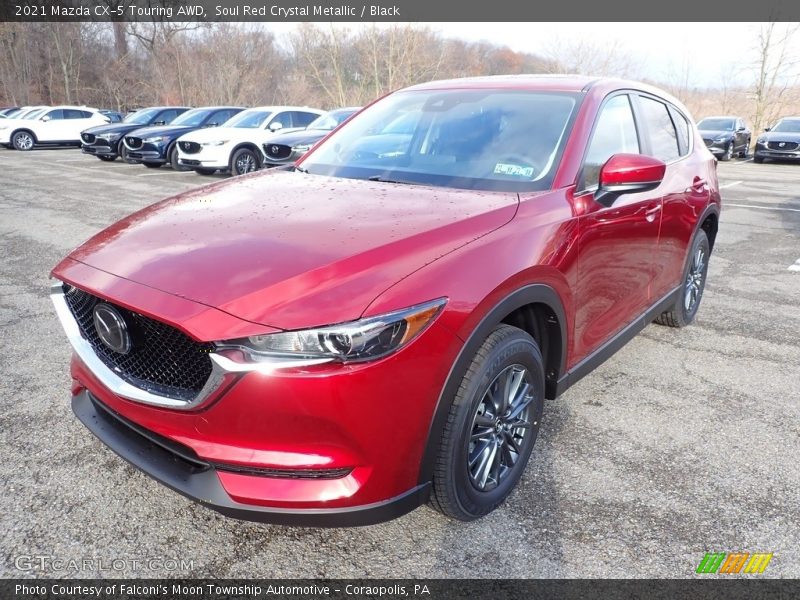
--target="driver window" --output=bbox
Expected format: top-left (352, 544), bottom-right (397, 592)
top-left (581, 94), bottom-right (640, 191)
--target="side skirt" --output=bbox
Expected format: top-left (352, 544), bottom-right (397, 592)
top-left (554, 286), bottom-right (680, 397)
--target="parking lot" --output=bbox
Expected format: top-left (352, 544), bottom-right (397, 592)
top-left (0, 149), bottom-right (798, 578)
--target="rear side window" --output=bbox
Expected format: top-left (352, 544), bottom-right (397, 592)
top-left (291, 111), bottom-right (320, 128)
top-left (639, 96), bottom-right (680, 162)
top-left (64, 109), bottom-right (91, 119)
top-left (669, 107), bottom-right (691, 156)
top-left (581, 94), bottom-right (640, 190)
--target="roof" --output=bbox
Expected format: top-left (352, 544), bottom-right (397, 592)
top-left (405, 74), bottom-right (601, 93)
top-left (239, 106), bottom-right (325, 112)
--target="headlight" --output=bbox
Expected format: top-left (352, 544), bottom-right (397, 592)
top-left (756, 136), bottom-right (767, 144)
top-left (202, 140), bottom-right (229, 146)
top-left (292, 144), bottom-right (312, 152)
top-left (143, 136), bottom-right (164, 143)
top-left (713, 135), bottom-right (729, 142)
top-left (97, 133), bottom-right (119, 140)
top-left (218, 298), bottom-right (447, 364)
top-left (0, 125), bottom-right (8, 130)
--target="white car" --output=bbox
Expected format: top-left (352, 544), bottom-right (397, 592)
top-left (0, 106), bottom-right (50, 147)
top-left (0, 105), bottom-right (109, 150)
top-left (176, 105), bottom-right (324, 176)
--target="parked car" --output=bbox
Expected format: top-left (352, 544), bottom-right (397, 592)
top-left (50, 75), bottom-right (720, 526)
top-left (261, 107), bottom-right (361, 167)
top-left (81, 106), bottom-right (191, 162)
top-left (123, 106), bottom-right (244, 170)
top-left (99, 109), bottom-right (125, 123)
top-left (176, 106), bottom-right (324, 176)
top-left (0, 106), bottom-right (109, 151)
top-left (753, 117), bottom-right (800, 163)
top-left (697, 116), bottom-right (750, 161)
top-left (0, 106), bottom-right (53, 148)
top-left (0, 106), bottom-right (20, 118)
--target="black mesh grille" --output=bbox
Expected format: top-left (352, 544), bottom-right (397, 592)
top-left (125, 136), bottom-right (143, 149)
top-left (63, 284), bottom-right (214, 401)
top-left (82, 133), bottom-right (96, 144)
top-left (93, 138), bottom-right (111, 147)
top-left (179, 141), bottom-right (201, 154)
top-left (263, 143), bottom-right (292, 160)
top-left (768, 141), bottom-right (799, 151)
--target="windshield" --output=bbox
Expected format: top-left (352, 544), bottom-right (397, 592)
top-left (308, 109), bottom-right (359, 131)
top-left (124, 108), bottom-right (159, 125)
top-left (222, 109), bottom-right (273, 129)
top-left (772, 119), bottom-right (800, 133)
top-left (301, 90), bottom-right (579, 192)
top-left (698, 118), bottom-right (735, 131)
top-left (171, 108), bottom-right (212, 127)
top-left (4, 108), bottom-right (22, 118)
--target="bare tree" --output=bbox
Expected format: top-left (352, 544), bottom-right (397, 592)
top-left (750, 22), bottom-right (800, 135)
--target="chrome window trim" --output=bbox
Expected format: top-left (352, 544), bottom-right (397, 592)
top-left (50, 280), bottom-right (332, 410)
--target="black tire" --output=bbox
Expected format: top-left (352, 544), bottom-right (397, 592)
top-left (430, 324), bottom-right (545, 521)
top-left (230, 147), bottom-right (260, 176)
top-left (654, 229), bottom-right (710, 328)
top-left (97, 155), bottom-right (116, 162)
top-left (194, 168), bottom-right (217, 175)
top-left (169, 145), bottom-right (189, 171)
top-left (740, 139), bottom-right (750, 158)
top-left (118, 141), bottom-right (133, 164)
top-left (143, 162), bottom-right (161, 169)
top-left (720, 141), bottom-right (733, 161)
top-left (753, 154), bottom-right (764, 164)
top-left (12, 130), bottom-right (35, 151)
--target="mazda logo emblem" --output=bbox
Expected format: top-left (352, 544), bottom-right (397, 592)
top-left (270, 145), bottom-right (279, 154)
top-left (779, 142), bottom-right (786, 147)
top-left (93, 303), bottom-right (132, 355)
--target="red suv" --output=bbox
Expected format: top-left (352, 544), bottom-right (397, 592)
top-left (51, 76), bottom-right (720, 525)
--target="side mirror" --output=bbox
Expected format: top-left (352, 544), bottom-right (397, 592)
top-left (153, 120), bottom-right (166, 126)
top-left (764, 127), bottom-right (771, 132)
top-left (736, 126), bottom-right (746, 132)
top-left (269, 121), bottom-right (283, 132)
top-left (41, 116), bottom-right (50, 122)
top-left (206, 122), bottom-right (219, 128)
top-left (595, 153), bottom-right (666, 207)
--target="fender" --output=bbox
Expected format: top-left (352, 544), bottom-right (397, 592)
top-left (417, 283), bottom-right (567, 485)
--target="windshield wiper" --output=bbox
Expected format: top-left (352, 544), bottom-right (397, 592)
top-left (367, 175), bottom-right (417, 185)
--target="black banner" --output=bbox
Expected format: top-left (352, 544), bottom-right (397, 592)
top-left (1, 579), bottom-right (798, 600)
top-left (2, 0), bottom-right (800, 22)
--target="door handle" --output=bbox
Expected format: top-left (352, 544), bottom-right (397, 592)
top-left (645, 204), bottom-right (661, 222)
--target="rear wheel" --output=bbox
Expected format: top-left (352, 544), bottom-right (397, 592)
top-left (12, 131), bottom-right (35, 151)
top-left (654, 229), bottom-right (710, 328)
top-left (231, 148), bottom-right (260, 176)
top-left (430, 324), bottom-right (544, 521)
top-left (740, 139), bottom-right (750, 158)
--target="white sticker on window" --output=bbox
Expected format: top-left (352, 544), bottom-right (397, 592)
top-left (494, 163), bottom-right (534, 178)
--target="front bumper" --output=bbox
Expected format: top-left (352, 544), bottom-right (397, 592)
top-left (82, 141), bottom-right (119, 157)
top-left (178, 145), bottom-right (231, 169)
top-left (73, 390), bottom-right (430, 526)
top-left (754, 145), bottom-right (800, 160)
top-left (126, 148), bottom-right (167, 164)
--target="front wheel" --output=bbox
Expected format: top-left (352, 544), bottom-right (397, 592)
top-left (12, 131), bottom-right (35, 151)
top-left (231, 148), bottom-right (260, 176)
top-left (170, 145), bottom-right (190, 171)
top-left (430, 324), bottom-right (544, 521)
top-left (654, 229), bottom-right (710, 328)
top-left (720, 142), bottom-right (733, 161)
top-left (753, 154), bottom-right (764, 164)
top-left (118, 141), bottom-right (134, 164)
top-left (740, 139), bottom-right (750, 158)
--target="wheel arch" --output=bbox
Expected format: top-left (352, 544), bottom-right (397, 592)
top-left (230, 143), bottom-right (263, 169)
top-left (11, 128), bottom-right (37, 144)
top-left (417, 283), bottom-right (567, 485)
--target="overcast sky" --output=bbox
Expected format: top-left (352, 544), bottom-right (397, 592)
top-left (265, 22), bottom-right (800, 88)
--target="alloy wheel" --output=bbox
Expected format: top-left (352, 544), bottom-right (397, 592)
top-left (468, 364), bottom-right (534, 491)
top-left (236, 153), bottom-right (257, 174)
top-left (684, 245), bottom-right (706, 313)
top-left (14, 133), bottom-right (33, 150)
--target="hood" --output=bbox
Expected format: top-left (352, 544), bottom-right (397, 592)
top-left (178, 127), bottom-right (259, 144)
top-left (126, 124), bottom-right (195, 139)
top-left (267, 129), bottom-right (330, 148)
top-left (761, 131), bottom-right (800, 143)
top-left (698, 128), bottom-right (733, 139)
top-left (58, 171), bottom-right (519, 331)
top-left (82, 122), bottom-right (150, 137)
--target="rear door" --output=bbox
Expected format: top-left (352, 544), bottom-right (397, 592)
top-left (573, 93), bottom-right (663, 358)
top-left (63, 109), bottom-right (98, 141)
